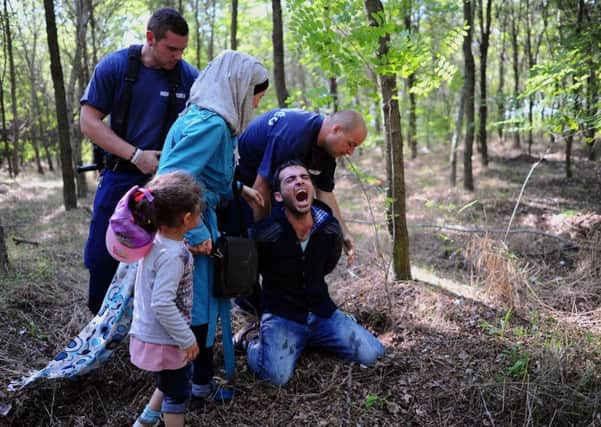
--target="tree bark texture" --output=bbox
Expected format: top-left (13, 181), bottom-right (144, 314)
top-left (329, 77), bottom-right (338, 112)
top-left (510, 0), bottom-right (521, 149)
top-left (0, 79), bottom-right (11, 177)
top-left (194, 0), bottom-right (202, 69)
top-left (404, 3), bottom-right (417, 159)
top-left (450, 86), bottom-right (465, 187)
top-left (272, 0), bottom-right (289, 107)
top-left (0, 217), bottom-right (9, 272)
top-left (208, 0), bottom-right (216, 61)
top-left (230, 0), bottom-right (238, 50)
top-left (463, 0), bottom-right (475, 191)
top-left (69, 0), bottom-right (89, 198)
top-left (477, 0), bottom-right (491, 167)
top-left (365, 0), bottom-right (411, 280)
top-left (1, 26), bottom-right (11, 177)
top-left (496, 4), bottom-right (507, 144)
top-left (4, 0), bottom-right (19, 176)
top-left (43, 0), bottom-right (77, 210)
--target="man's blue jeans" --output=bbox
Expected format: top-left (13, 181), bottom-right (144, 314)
top-left (246, 310), bottom-right (385, 385)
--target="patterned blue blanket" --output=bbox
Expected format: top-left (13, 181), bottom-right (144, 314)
top-left (8, 262), bottom-right (136, 391)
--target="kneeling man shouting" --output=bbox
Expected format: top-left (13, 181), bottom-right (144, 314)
top-left (234, 160), bottom-right (384, 385)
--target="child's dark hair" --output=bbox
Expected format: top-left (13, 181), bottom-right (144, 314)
top-left (129, 171), bottom-right (204, 231)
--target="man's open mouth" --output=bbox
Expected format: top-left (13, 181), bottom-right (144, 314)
top-left (295, 189), bottom-right (308, 202)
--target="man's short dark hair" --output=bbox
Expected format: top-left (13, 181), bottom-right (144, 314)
top-left (271, 160), bottom-right (310, 193)
top-left (147, 7), bottom-right (189, 40)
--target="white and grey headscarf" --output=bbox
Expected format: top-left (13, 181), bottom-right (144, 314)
top-left (187, 50), bottom-right (269, 135)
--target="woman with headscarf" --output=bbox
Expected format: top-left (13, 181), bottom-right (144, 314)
top-left (156, 50), bottom-right (268, 407)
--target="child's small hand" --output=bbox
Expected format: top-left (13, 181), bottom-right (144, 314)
top-left (183, 341), bottom-right (199, 363)
top-left (188, 238), bottom-right (212, 255)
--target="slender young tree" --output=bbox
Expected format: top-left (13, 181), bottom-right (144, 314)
top-left (207, 0), bottom-right (216, 60)
top-left (404, 0), bottom-right (418, 159)
top-left (67, 0), bottom-right (90, 197)
top-left (496, 4), bottom-right (507, 144)
top-left (510, 0), bottom-right (522, 149)
top-left (272, 0), bottom-right (289, 107)
top-left (43, 0), bottom-right (77, 209)
top-left (194, 0), bottom-right (202, 68)
top-left (450, 86), bottom-right (465, 186)
top-left (477, 0), bottom-right (491, 166)
top-left (4, 0), bottom-right (18, 176)
top-left (364, 0), bottom-right (411, 280)
top-left (0, 216), bottom-right (9, 272)
top-left (0, 7), bottom-right (12, 177)
top-left (463, 0), bottom-right (475, 191)
top-left (523, 0), bottom-right (546, 156)
top-left (230, 0), bottom-right (238, 50)
top-left (329, 76), bottom-right (338, 112)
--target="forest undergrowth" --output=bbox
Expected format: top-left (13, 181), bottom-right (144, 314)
top-left (1, 142), bottom-right (600, 426)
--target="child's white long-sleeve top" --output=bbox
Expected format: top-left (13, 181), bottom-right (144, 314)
top-left (130, 233), bottom-right (195, 349)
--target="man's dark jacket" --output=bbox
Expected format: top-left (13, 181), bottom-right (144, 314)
top-left (253, 200), bottom-right (343, 324)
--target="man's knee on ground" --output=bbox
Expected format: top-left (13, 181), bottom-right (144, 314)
top-left (259, 364), bottom-right (294, 386)
top-left (356, 339), bottom-right (385, 366)
top-left (248, 352), bottom-right (295, 386)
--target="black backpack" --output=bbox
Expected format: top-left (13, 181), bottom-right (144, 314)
top-left (91, 45), bottom-right (182, 171)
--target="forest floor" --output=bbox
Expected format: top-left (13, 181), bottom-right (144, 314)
top-left (1, 140), bottom-right (601, 426)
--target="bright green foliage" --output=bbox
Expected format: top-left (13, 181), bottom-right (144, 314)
top-left (523, 4), bottom-right (601, 147)
top-left (286, 0), bottom-right (376, 109)
top-left (285, 0), bottom-right (462, 111)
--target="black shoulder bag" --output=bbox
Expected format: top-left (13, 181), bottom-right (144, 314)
top-left (212, 182), bottom-right (259, 298)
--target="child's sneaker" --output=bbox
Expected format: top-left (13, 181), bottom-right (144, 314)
top-left (133, 410), bottom-right (162, 427)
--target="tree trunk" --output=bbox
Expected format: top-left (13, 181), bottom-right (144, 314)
top-left (230, 0), bottom-right (238, 50)
top-left (0, 26), bottom-right (12, 177)
top-left (329, 77), bottom-right (338, 112)
top-left (0, 217), bottom-right (9, 272)
top-left (477, 0), bottom-right (491, 166)
top-left (68, 0), bottom-right (89, 198)
top-left (450, 86), bottom-right (465, 187)
top-left (525, 0), bottom-right (533, 155)
top-left (510, 0), bottom-right (521, 149)
top-left (407, 74), bottom-right (417, 159)
top-left (586, 65), bottom-right (598, 160)
top-left (42, 96), bottom-right (55, 171)
top-left (4, 0), bottom-right (19, 176)
top-left (584, 12), bottom-right (597, 160)
top-left (463, 0), bottom-right (475, 191)
top-left (43, 0), bottom-right (77, 209)
top-left (404, 3), bottom-right (417, 159)
top-left (365, 0), bottom-right (411, 281)
top-left (565, 134), bottom-right (572, 179)
top-left (272, 0), bottom-right (289, 107)
top-left (194, 0), bottom-right (202, 68)
top-left (0, 79), bottom-right (11, 178)
top-left (497, 4), bottom-right (507, 144)
top-left (208, 0), bottom-right (216, 61)
top-left (88, 0), bottom-right (97, 67)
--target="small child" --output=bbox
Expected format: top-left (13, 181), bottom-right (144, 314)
top-left (107, 171), bottom-right (205, 427)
